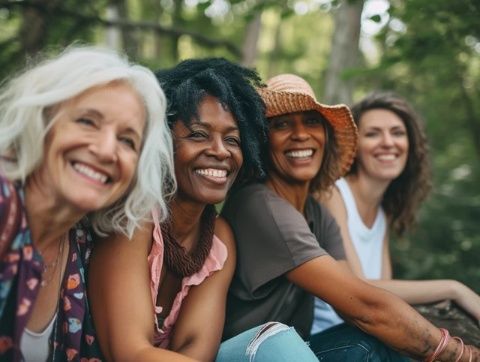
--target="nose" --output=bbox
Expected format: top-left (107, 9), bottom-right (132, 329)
top-left (205, 136), bottom-right (230, 160)
top-left (381, 132), bottom-right (395, 147)
top-left (89, 130), bottom-right (118, 162)
top-left (291, 122), bottom-right (309, 141)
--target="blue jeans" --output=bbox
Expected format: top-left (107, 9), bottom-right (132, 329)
top-left (309, 323), bottom-right (409, 361)
top-left (217, 322), bottom-right (318, 362)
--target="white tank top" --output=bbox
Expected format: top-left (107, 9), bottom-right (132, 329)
top-left (311, 178), bottom-right (387, 335)
top-left (336, 177), bottom-right (386, 279)
top-left (20, 313), bottom-right (57, 362)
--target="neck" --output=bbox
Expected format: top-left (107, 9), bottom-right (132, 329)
top-left (345, 173), bottom-right (390, 226)
top-left (168, 196), bottom-right (206, 246)
top-left (265, 176), bottom-right (310, 214)
top-left (25, 176), bottom-right (84, 251)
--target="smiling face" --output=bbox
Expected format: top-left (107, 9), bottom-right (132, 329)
top-left (34, 81), bottom-right (146, 213)
top-left (172, 95), bottom-right (243, 205)
top-left (267, 110), bottom-right (326, 187)
top-left (356, 108), bottom-right (409, 183)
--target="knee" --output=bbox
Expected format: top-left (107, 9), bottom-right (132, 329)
top-left (246, 322), bottom-right (315, 362)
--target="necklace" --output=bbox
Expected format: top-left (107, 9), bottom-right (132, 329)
top-left (39, 233), bottom-right (68, 287)
top-left (161, 205), bottom-right (216, 278)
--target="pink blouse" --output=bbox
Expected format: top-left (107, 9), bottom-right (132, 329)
top-left (148, 210), bottom-right (228, 348)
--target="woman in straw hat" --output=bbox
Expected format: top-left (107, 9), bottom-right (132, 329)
top-left (311, 91), bottom-right (480, 334)
top-left (221, 74), bottom-right (479, 360)
top-left (0, 46), bottom-right (174, 361)
top-left (89, 59), bottom-right (318, 362)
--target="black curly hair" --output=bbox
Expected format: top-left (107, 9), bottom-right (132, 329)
top-left (155, 58), bottom-right (267, 185)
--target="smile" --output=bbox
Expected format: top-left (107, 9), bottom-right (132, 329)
top-left (195, 168), bottom-right (228, 178)
top-left (375, 154), bottom-right (397, 161)
top-left (285, 149), bottom-right (314, 158)
top-left (72, 162), bottom-right (110, 184)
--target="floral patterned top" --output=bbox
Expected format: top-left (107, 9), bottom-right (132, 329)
top-left (0, 175), bottom-right (104, 361)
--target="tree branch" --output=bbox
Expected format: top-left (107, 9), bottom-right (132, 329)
top-left (0, 0), bottom-right (241, 56)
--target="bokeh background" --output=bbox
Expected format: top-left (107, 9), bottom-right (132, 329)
top-left (1, 0), bottom-right (479, 291)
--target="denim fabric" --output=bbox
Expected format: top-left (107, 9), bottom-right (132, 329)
top-left (217, 322), bottom-right (318, 362)
top-left (309, 323), bottom-right (409, 361)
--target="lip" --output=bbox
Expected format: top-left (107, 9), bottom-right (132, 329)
top-left (70, 161), bottom-right (114, 186)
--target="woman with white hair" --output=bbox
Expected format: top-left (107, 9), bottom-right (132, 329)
top-left (0, 46), bottom-right (175, 361)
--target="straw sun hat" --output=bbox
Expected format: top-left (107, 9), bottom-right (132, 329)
top-left (258, 73), bottom-right (358, 176)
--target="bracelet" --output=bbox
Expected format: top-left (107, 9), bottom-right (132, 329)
top-left (453, 337), bottom-right (464, 362)
top-left (425, 328), bottom-right (450, 362)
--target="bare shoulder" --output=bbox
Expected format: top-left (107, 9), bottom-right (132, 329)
top-left (214, 216), bottom-right (235, 248)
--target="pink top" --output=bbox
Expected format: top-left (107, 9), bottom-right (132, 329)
top-left (148, 210), bottom-right (228, 348)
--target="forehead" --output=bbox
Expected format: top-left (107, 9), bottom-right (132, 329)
top-left (60, 82), bottom-right (145, 129)
top-left (360, 109), bottom-right (405, 129)
top-left (195, 95), bottom-right (238, 128)
top-left (270, 110), bottom-right (323, 120)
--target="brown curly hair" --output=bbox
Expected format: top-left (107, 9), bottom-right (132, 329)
top-left (349, 92), bottom-right (431, 236)
top-left (309, 116), bottom-right (340, 193)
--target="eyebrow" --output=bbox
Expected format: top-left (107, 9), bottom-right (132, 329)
top-left (192, 119), bottom-right (239, 133)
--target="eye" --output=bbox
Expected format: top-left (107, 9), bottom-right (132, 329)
top-left (269, 119), bottom-right (289, 130)
top-left (76, 117), bottom-right (96, 127)
top-left (364, 131), bottom-right (379, 138)
top-left (305, 117), bottom-right (324, 126)
top-left (188, 130), bottom-right (208, 140)
top-left (392, 129), bottom-right (407, 137)
top-left (225, 136), bottom-right (241, 147)
top-left (119, 136), bottom-right (137, 151)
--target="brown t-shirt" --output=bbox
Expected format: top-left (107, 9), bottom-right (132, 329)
top-left (221, 183), bottom-right (345, 340)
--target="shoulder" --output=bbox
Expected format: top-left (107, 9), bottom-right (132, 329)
top-left (223, 183), bottom-right (302, 225)
top-left (214, 216), bottom-right (235, 256)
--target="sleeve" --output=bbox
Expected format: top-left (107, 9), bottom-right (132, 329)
top-left (222, 185), bottom-right (327, 296)
top-left (317, 203), bottom-right (345, 261)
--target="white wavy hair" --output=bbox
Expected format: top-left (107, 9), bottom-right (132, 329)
top-left (0, 45), bottom-right (176, 237)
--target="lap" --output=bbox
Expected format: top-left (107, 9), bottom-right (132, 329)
top-left (309, 323), bottom-right (409, 362)
top-left (217, 322), bottom-right (318, 362)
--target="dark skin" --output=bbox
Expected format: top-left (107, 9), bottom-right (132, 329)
top-left (89, 96), bottom-right (241, 362)
top-left (265, 111), bottom-right (479, 361)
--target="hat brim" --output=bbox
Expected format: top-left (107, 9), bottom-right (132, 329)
top-left (258, 88), bottom-right (358, 177)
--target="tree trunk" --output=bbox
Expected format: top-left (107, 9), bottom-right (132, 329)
top-left (19, 0), bottom-right (50, 57)
top-left (241, 12), bottom-right (262, 67)
top-left (323, 0), bottom-right (364, 105)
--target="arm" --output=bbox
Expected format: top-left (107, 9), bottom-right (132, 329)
top-left (324, 186), bottom-right (480, 322)
top-left (168, 217), bottom-right (236, 361)
top-left (286, 255), bottom-right (479, 361)
top-left (322, 186), bottom-right (366, 277)
top-left (88, 224), bottom-right (197, 362)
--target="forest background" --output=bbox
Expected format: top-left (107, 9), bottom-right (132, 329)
top-left (1, 0), bottom-right (479, 292)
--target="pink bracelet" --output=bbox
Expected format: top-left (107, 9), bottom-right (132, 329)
top-left (425, 328), bottom-right (450, 362)
top-left (453, 336), bottom-right (464, 362)
top-left (467, 345), bottom-right (473, 362)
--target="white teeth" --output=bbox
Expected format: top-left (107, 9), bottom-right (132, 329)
top-left (73, 163), bottom-right (108, 184)
top-left (195, 168), bottom-right (227, 178)
top-left (286, 149), bottom-right (313, 158)
top-left (377, 154), bottom-right (396, 161)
